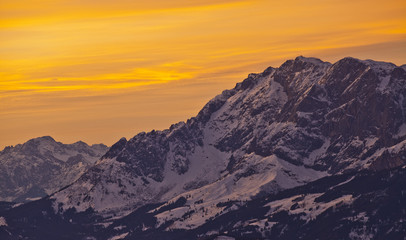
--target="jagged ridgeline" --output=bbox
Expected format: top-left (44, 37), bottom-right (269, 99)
top-left (0, 136), bottom-right (108, 202)
top-left (1, 56), bottom-right (405, 240)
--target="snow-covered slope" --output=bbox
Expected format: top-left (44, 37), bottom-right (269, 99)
top-left (53, 56), bottom-right (406, 219)
top-left (0, 136), bottom-right (108, 202)
top-left (3, 163), bottom-right (405, 240)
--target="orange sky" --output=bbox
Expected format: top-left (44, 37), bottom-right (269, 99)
top-left (1, 0), bottom-right (406, 148)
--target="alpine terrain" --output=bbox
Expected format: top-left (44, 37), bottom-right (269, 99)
top-left (0, 136), bottom-right (108, 202)
top-left (0, 56), bottom-right (405, 240)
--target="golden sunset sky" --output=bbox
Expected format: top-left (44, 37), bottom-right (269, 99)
top-left (1, 0), bottom-right (406, 148)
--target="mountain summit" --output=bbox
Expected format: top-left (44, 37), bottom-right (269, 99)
top-left (0, 136), bottom-right (108, 202)
top-left (1, 56), bottom-right (405, 239)
top-left (53, 56), bottom-right (405, 215)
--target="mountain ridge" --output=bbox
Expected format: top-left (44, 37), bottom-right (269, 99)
top-left (1, 56), bottom-right (405, 240)
top-left (52, 56), bottom-right (405, 217)
top-left (0, 136), bottom-right (108, 202)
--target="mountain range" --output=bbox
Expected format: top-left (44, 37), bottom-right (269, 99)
top-left (0, 136), bottom-right (108, 202)
top-left (0, 56), bottom-right (405, 240)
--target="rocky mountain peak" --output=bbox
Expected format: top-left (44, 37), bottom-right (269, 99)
top-left (23, 135), bottom-right (56, 145)
top-left (71, 140), bottom-right (89, 148)
top-left (0, 137), bottom-right (108, 202)
top-left (51, 56), bottom-right (405, 218)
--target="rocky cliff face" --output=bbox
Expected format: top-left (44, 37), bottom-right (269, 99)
top-left (52, 56), bottom-right (406, 219)
top-left (0, 136), bottom-right (108, 202)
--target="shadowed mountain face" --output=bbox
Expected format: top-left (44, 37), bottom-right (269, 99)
top-left (0, 136), bottom-right (108, 202)
top-left (0, 56), bottom-right (405, 240)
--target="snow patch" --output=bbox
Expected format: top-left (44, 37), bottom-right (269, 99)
top-left (395, 124), bottom-right (406, 138)
top-left (214, 236), bottom-right (235, 240)
top-left (248, 218), bottom-right (268, 228)
top-left (108, 232), bottom-right (128, 240)
top-left (25, 197), bottom-right (42, 201)
top-left (378, 75), bottom-right (390, 92)
top-left (266, 193), bottom-right (354, 222)
top-left (364, 137), bottom-right (378, 148)
top-left (0, 217), bottom-right (7, 226)
top-left (305, 138), bottom-right (330, 165)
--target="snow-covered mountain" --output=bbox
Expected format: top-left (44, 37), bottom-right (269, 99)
top-left (0, 136), bottom-right (108, 202)
top-left (0, 56), bottom-right (405, 240)
top-left (99, 166), bottom-right (406, 239)
top-left (53, 56), bottom-right (406, 217)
